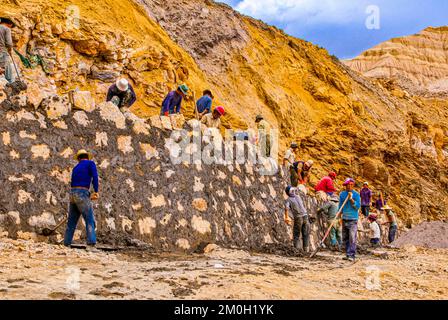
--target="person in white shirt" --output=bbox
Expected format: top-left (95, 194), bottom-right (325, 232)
top-left (283, 142), bottom-right (299, 167)
top-left (363, 214), bottom-right (381, 247)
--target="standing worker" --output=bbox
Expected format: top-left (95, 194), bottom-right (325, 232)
top-left (64, 150), bottom-right (100, 250)
top-left (339, 178), bottom-right (361, 262)
top-left (161, 84), bottom-right (189, 116)
top-left (283, 142), bottom-right (299, 167)
top-left (381, 205), bottom-right (398, 244)
top-left (0, 17), bottom-right (15, 83)
top-left (196, 89), bottom-right (214, 118)
top-left (284, 186), bottom-right (310, 253)
top-left (106, 78), bottom-right (137, 111)
top-left (255, 115), bottom-right (272, 157)
top-left (360, 182), bottom-right (373, 217)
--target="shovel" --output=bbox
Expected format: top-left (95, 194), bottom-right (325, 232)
top-left (42, 216), bottom-right (68, 236)
top-left (310, 196), bottom-right (350, 258)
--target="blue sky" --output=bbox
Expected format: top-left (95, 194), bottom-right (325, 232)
top-left (219, 0), bottom-right (448, 59)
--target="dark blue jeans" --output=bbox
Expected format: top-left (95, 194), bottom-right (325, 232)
top-left (388, 225), bottom-right (398, 243)
top-left (64, 189), bottom-right (96, 246)
top-left (342, 220), bottom-right (358, 258)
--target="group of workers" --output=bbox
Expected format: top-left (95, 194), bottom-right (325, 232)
top-left (1, 15), bottom-right (399, 260)
top-left (283, 142), bottom-right (398, 261)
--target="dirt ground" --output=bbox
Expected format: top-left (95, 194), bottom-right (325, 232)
top-left (0, 237), bottom-right (447, 300)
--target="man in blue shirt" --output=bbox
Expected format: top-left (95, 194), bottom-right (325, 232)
top-left (160, 84), bottom-right (189, 116)
top-left (339, 178), bottom-right (361, 261)
top-left (64, 149), bottom-right (100, 249)
top-left (196, 89), bottom-right (214, 118)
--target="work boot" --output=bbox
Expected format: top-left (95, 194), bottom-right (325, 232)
top-left (342, 256), bottom-right (350, 261)
top-left (348, 257), bottom-right (356, 263)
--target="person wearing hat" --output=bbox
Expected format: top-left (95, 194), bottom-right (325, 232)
top-left (317, 194), bottom-right (342, 250)
top-left (106, 78), bottom-right (137, 111)
top-left (360, 182), bottom-right (373, 218)
top-left (291, 160), bottom-right (314, 187)
top-left (196, 89), bottom-right (214, 118)
top-left (283, 142), bottom-right (299, 167)
top-left (0, 17), bottom-right (15, 83)
top-left (315, 172), bottom-right (337, 196)
top-left (201, 106), bottom-right (224, 129)
top-left (63, 149), bottom-right (99, 249)
top-left (161, 84), bottom-right (189, 116)
top-left (255, 115), bottom-right (272, 157)
top-left (284, 186), bottom-right (310, 252)
top-left (381, 205), bottom-right (398, 244)
top-left (339, 178), bottom-right (361, 262)
top-left (361, 214), bottom-right (381, 247)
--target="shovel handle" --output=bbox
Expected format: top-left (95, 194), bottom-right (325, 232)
top-left (318, 195), bottom-right (350, 245)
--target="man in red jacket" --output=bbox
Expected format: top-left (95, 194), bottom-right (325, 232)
top-left (315, 172), bottom-right (337, 196)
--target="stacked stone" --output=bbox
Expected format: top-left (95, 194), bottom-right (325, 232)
top-left (0, 87), bottom-right (332, 252)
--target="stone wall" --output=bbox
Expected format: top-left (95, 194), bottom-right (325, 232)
top-left (0, 89), bottom-right (330, 251)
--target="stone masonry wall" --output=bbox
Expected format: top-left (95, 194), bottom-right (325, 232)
top-left (0, 90), bottom-right (326, 252)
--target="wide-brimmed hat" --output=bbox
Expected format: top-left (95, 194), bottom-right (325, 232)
top-left (290, 142), bottom-right (299, 149)
top-left (74, 149), bottom-right (93, 160)
top-left (363, 181), bottom-right (369, 186)
top-left (382, 205), bottom-right (393, 211)
top-left (178, 84), bottom-right (189, 95)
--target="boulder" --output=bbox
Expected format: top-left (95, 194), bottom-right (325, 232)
top-left (72, 90), bottom-right (96, 112)
top-left (98, 102), bottom-right (126, 129)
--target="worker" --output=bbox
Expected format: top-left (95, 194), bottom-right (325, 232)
top-left (295, 160), bottom-right (314, 185)
top-left (0, 17), bottom-right (15, 83)
top-left (255, 115), bottom-right (272, 157)
top-left (106, 78), bottom-right (137, 111)
top-left (317, 194), bottom-right (342, 251)
top-left (64, 150), bottom-right (99, 250)
top-left (360, 182), bottom-right (373, 217)
top-left (315, 172), bottom-right (337, 196)
top-left (161, 84), bottom-right (189, 116)
top-left (373, 192), bottom-right (386, 211)
top-left (339, 178), bottom-right (361, 262)
top-left (381, 205), bottom-right (398, 243)
top-left (196, 89), bottom-right (214, 118)
top-left (283, 143), bottom-right (299, 167)
top-left (284, 186), bottom-right (310, 253)
top-left (201, 106), bottom-right (225, 129)
top-left (361, 214), bottom-right (381, 247)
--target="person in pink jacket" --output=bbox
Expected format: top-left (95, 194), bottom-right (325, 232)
top-left (315, 172), bottom-right (337, 195)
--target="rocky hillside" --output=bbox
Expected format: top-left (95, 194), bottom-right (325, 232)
top-left (1, 0), bottom-right (447, 225)
top-left (345, 27), bottom-right (448, 97)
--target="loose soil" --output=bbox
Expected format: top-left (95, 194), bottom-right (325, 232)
top-left (0, 237), bottom-right (447, 300)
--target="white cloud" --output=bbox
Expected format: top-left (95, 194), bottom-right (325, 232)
top-left (235, 0), bottom-right (367, 26)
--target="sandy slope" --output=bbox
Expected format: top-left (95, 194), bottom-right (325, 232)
top-left (0, 238), bottom-right (447, 300)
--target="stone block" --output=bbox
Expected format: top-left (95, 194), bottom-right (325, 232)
top-left (72, 90), bottom-right (96, 113)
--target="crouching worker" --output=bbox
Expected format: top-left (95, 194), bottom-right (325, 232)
top-left (106, 78), bottom-right (137, 111)
top-left (367, 214), bottom-right (381, 247)
top-left (317, 194), bottom-right (342, 251)
top-left (284, 186), bottom-right (310, 253)
top-left (64, 149), bottom-right (99, 249)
